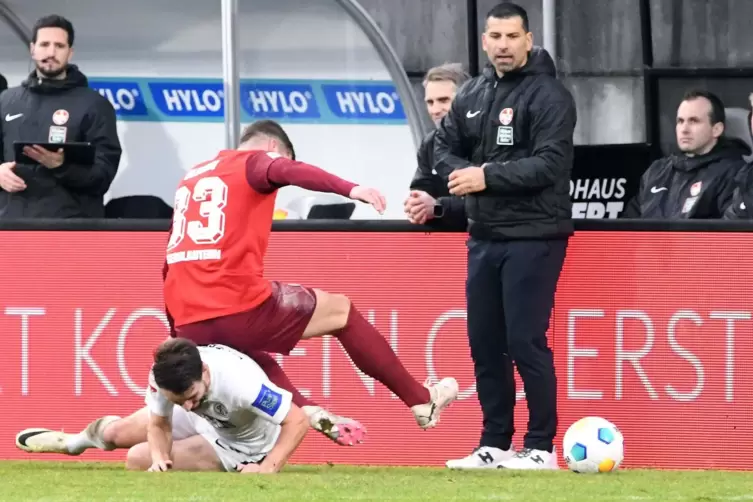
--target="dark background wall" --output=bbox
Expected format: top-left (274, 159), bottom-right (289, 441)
top-left (360, 0), bottom-right (753, 150)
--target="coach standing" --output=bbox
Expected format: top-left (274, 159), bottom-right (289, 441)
top-left (433, 3), bottom-right (576, 470)
top-left (0, 15), bottom-right (121, 218)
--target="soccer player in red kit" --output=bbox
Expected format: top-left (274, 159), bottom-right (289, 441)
top-left (163, 120), bottom-right (459, 438)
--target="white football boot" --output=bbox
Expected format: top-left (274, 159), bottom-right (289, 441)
top-left (15, 415), bottom-right (120, 455)
top-left (411, 377), bottom-right (459, 429)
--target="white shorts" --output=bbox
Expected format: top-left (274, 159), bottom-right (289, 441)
top-left (170, 407), bottom-right (268, 472)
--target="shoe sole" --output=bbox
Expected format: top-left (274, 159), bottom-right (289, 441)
top-left (424, 377), bottom-right (460, 429)
top-left (447, 463), bottom-right (504, 470)
top-left (312, 417), bottom-right (367, 447)
top-left (334, 421), bottom-right (367, 446)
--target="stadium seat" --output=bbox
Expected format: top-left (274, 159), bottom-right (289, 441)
top-left (724, 107), bottom-right (753, 163)
top-left (105, 195), bottom-right (173, 219)
top-left (283, 194), bottom-right (356, 220)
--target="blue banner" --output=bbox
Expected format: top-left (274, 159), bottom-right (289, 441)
top-left (240, 82), bottom-right (320, 120)
top-left (320, 84), bottom-right (406, 121)
top-left (92, 81), bottom-right (149, 118)
top-left (88, 78), bottom-right (408, 125)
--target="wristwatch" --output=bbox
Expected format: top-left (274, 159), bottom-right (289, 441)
top-left (433, 203), bottom-right (444, 219)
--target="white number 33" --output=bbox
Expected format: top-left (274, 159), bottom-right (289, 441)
top-left (167, 176), bottom-right (229, 250)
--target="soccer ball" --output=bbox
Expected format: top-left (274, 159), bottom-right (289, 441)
top-left (562, 416), bottom-right (624, 473)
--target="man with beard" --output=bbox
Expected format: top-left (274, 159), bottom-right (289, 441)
top-left (622, 90), bottom-right (748, 219)
top-left (0, 15), bottom-right (121, 218)
top-left (431, 2), bottom-right (576, 471)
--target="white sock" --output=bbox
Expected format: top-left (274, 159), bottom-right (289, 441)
top-left (65, 432), bottom-right (97, 455)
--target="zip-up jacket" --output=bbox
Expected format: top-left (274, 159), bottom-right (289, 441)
top-left (722, 109), bottom-right (753, 220)
top-left (0, 65), bottom-right (121, 218)
top-left (409, 129), bottom-right (467, 230)
top-left (433, 46), bottom-right (577, 240)
top-left (722, 164), bottom-right (753, 219)
top-left (622, 137), bottom-right (749, 219)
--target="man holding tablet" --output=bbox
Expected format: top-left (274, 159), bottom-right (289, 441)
top-left (0, 15), bottom-right (121, 218)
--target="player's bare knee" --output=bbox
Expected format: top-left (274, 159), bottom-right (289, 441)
top-left (125, 444), bottom-right (150, 471)
top-left (312, 290), bottom-right (351, 330)
top-left (328, 293), bottom-right (351, 329)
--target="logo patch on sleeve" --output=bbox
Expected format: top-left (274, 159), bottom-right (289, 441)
top-left (252, 384), bottom-right (282, 416)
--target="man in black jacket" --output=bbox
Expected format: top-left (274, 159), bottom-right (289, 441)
top-left (623, 90), bottom-right (748, 219)
top-left (0, 15), bottom-right (121, 218)
top-left (724, 94), bottom-right (753, 219)
top-left (433, 2), bottom-right (576, 471)
top-left (404, 63), bottom-right (469, 230)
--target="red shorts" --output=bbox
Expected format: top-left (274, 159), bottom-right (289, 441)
top-left (175, 281), bottom-right (317, 355)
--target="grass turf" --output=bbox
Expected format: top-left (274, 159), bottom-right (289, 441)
top-left (3, 461), bottom-right (753, 501)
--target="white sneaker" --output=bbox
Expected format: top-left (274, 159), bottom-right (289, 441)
top-left (446, 446), bottom-right (516, 469)
top-left (498, 447), bottom-right (559, 470)
top-left (411, 377), bottom-right (459, 429)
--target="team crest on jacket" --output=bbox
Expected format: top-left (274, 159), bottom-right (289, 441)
top-left (690, 181), bottom-right (702, 197)
top-left (499, 108), bottom-right (514, 125)
top-left (52, 109), bottom-right (69, 126)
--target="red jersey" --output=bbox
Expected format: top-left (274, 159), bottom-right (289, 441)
top-left (163, 149), bottom-right (356, 327)
top-left (164, 149), bottom-right (280, 326)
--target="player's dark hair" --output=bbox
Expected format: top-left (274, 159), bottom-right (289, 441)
top-left (152, 338), bottom-right (203, 394)
top-left (32, 15), bottom-right (75, 47)
top-left (239, 120), bottom-right (296, 160)
top-left (682, 89), bottom-right (726, 125)
top-left (486, 2), bottom-right (529, 32)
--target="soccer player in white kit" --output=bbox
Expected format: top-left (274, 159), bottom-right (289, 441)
top-left (17, 338), bottom-right (311, 473)
top-left (142, 338), bottom-right (308, 473)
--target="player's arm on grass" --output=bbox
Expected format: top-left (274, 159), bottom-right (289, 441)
top-left (145, 375), bottom-right (174, 471)
top-left (147, 412), bottom-right (173, 471)
top-left (246, 153), bottom-right (386, 214)
top-left (239, 377), bottom-right (308, 474)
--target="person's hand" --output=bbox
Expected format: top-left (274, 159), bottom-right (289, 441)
top-left (448, 167), bottom-right (486, 195)
top-left (349, 186), bottom-right (386, 214)
top-left (23, 145), bottom-right (64, 169)
top-left (147, 459), bottom-right (173, 472)
top-left (0, 162), bottom-right (26, 192)
top-left (403, 190), bottom-right (436, 224)
top-left (237, 463), bottom-right (262, 474)
top-left (238, 462), bottom-right (277, 474)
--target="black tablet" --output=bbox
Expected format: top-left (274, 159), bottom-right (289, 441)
top-left (14, 141), bottom-right (96, 166)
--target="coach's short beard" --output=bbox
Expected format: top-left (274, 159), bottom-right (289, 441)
top-left (36, 62), bottom-right (67, 79)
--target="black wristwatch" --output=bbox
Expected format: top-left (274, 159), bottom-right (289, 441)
top-left (433, 203), bottom-right (444, 219)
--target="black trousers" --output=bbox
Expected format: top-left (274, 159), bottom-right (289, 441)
top-left (465, 236), bottom-right (568, 452)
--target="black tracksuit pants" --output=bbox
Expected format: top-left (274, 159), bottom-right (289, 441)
top-left (465, 236), bottom-right (568, 452)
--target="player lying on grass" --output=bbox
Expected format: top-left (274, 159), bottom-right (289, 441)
top-left (18, 339), bottom-right (333, 473)
top-left (16, 346), bottom-right (364, 459)
top-left (162, 119), bottom-right (459, 431)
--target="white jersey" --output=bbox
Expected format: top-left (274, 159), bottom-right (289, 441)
top-left (145, 344), bottom-right (293, 457)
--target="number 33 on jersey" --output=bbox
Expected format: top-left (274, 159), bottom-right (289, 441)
top-left (167, 163), bottom-right (228, 254)
top-left (163, 150), bottom-right (281, 327)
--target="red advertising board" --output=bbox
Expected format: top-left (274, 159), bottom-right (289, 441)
top-left (0, 230), bottom-right (751, 470)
